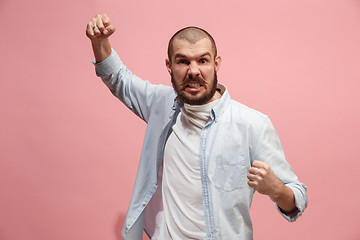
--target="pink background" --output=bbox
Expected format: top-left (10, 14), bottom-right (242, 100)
top-left (1, 0), bottom-right (360, 239)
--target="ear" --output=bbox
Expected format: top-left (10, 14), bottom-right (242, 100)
top-left (214, 56), bottom-right (222, 72)
top-left (165, 59), bottom-right (172, 75)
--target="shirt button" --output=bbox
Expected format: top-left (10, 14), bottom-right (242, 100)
top-left (143, 201), bottom-right (147, 206)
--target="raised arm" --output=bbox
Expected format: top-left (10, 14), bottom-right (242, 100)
top-left (86, 13), bottom-right (116, 62)
top-left (85, 14), bottom-right (173, 122)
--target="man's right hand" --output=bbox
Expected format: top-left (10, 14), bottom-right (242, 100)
top-left (86, 13), bottom-right (115, 41)
top-left (86, 13), bottom-right (115, 62)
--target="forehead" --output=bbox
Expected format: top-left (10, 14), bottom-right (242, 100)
top-left (171, 38), bottom-right (214, 59)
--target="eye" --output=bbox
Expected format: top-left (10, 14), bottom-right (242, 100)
top-left (178, 59), bottom-right (189, 65)
top-left (199, 58), bottom-right (208, 64)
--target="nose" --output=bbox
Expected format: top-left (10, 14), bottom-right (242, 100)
top-left (188, 62), bottom-right (200, 77)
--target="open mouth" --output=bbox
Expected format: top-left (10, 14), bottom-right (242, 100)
top-left (185, 81), bottom-right (204, 93)
top-left (187, 82), bottom-right (202, 88)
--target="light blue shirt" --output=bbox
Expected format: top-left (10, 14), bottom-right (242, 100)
top-left (94, 49), bottom-right (308, 240)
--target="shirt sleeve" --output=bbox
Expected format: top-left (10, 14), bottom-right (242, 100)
top-left (251, 117), bottom-right (308, 222)
top-left (93, 49), bottom-right (159, 123)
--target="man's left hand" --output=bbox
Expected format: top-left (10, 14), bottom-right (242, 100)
top-left (247, 160), bottom-right (283, 197)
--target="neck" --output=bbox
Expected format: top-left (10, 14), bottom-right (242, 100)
top-left (206, 89), bottom-right (222, 104)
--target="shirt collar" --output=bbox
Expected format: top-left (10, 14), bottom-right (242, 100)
top-left (211, 83), bottom-right (230, 122)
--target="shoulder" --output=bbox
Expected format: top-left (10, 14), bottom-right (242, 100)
top-left (153, 84), bottom-right (176, 100)
top-left (229, 100), bottom-right (269, 125)
top-left (150, 84), bottom-right (177, 109)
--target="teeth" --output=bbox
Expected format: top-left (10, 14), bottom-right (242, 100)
top-left (188, 83), bottom-right (201, 88)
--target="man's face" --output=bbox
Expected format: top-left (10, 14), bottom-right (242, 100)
top-left (166, 38), bottom-right (221, 105)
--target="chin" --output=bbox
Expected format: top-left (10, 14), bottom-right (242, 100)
top-left (171, 71), bottom-right (218, 105)
top-left (179, 91), bottom-right (215, 105)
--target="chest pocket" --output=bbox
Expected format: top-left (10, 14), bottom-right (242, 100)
top-left (213, 155), bottom-right (248, 192)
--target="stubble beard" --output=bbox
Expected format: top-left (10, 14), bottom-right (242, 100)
top-left (171, 71), bottom-right (218, 105)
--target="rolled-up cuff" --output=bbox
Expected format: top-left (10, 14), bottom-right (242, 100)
top-left (277, 183), bottom-right (308, 222)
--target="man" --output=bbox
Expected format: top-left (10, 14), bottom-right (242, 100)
top-left (86, 13), bottom-right (308, 240)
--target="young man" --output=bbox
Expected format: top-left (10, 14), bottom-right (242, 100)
top-left (86, 13), bottom-right (307, 240)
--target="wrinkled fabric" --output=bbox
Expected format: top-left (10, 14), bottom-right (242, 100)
top-left (94, 49), bottom-right (308, 240)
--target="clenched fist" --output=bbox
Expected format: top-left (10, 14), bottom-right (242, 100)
top-left (86, 13), bottom-right (115, 62)
top-left (247, 160), bottom-right (283, 197)
top-left (247, 160), bottom-right (297, 213)
top-left (86, 13), bottom-right (116, 41)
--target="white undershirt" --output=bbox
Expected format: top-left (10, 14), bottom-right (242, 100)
top-left (155, 100), bottom-right (219, 240)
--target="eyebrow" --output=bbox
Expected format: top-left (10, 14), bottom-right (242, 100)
top-left (174, 52), bottom-right (212, 59)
